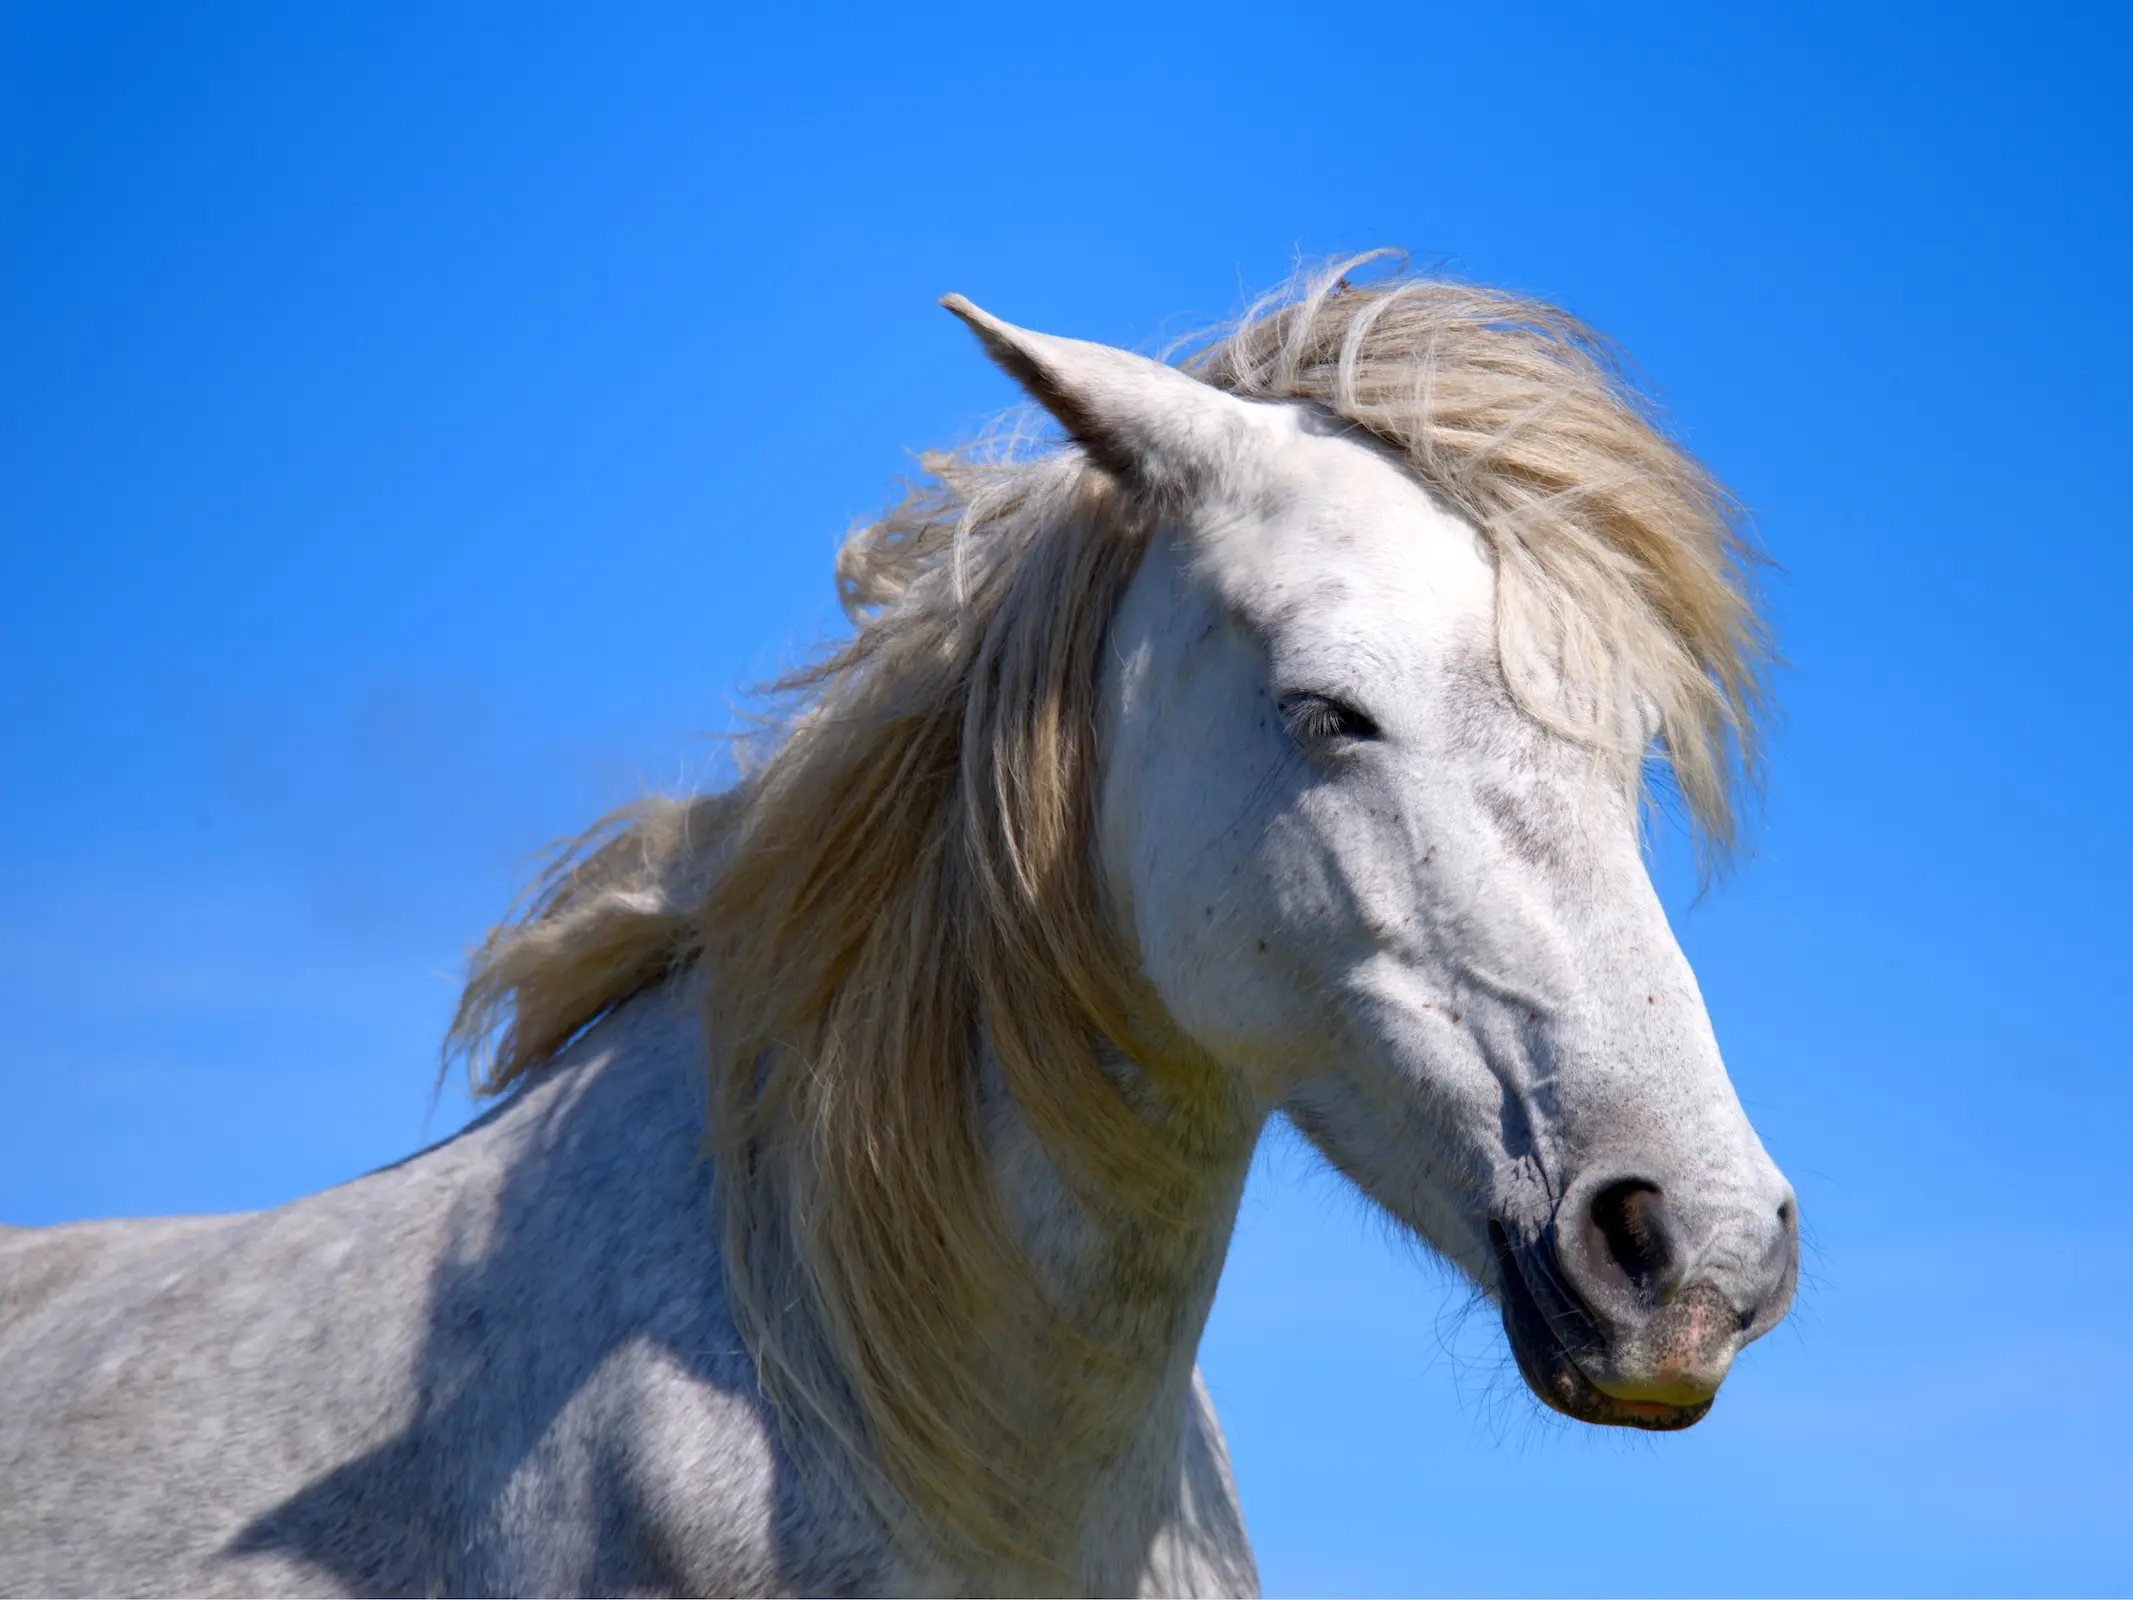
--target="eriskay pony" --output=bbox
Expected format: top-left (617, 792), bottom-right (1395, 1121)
top-left (0, 260), bottom-right (1796, 1597)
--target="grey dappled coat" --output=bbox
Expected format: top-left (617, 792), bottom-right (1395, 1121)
top-left (0, 987), bottom-right (1250, 1596)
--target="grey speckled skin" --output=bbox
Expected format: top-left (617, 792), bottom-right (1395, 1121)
top-left (2, 986), bottom-right (1256, 1597)
top-left (0, 991), bottom-right (892, 1596)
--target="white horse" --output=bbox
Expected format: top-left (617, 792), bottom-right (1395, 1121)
top-left (0, 258), bottom-right (1796, 1597)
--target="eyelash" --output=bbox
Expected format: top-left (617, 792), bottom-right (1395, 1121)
top-left (1278, 691), bottom-right (1382, 746)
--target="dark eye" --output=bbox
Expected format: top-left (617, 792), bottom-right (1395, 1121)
top-left (1278, 691), bottom-right (1381, 746)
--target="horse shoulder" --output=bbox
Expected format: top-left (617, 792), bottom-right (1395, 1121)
top-left (0, 989), bottom-right (887, 1596)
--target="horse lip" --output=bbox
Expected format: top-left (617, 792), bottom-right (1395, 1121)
top-left (1487, 1219), bottom-right (1714, 1432)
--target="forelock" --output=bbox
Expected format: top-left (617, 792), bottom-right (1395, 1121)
top-left (1180, 253), bottom-right (1772, 867)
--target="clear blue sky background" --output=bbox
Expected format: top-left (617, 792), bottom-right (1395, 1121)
top-left (3, 4), bottom-right (2128, 1594)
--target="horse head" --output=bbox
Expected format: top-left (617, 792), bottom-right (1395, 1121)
top-left (947, 294), bottom-right (1797, 1429)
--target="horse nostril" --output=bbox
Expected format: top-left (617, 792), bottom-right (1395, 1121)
top-left (1586, 1178), bottom-right (1673, 1295)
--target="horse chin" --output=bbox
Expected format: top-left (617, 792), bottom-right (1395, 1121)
top-left (1489, 1223), bottom-right (1714, 1433)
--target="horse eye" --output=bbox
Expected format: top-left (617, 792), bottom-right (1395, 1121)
top-left (1278, 691), bottom-right (1382, 746)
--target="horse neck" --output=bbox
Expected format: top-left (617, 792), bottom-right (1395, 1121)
top-left (973, 1037), bottom-right (1260, 1579)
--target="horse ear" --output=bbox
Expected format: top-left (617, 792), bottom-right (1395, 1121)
top-left (939, 294), bottom-right (1249, 493)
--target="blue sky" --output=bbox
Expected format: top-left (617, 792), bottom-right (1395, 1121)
top-left (3, 3), bottom-right (2128, 1593)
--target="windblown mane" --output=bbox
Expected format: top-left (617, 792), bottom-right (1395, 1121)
top-left (448, 253), bottom-right (1771, 1576)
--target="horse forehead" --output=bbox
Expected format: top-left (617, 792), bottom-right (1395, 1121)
top-left (1196, 422), bottom-right (1494, 636)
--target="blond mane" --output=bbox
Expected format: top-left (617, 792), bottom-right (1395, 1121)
top-left (448, 254), bottom-right (1771, 1577)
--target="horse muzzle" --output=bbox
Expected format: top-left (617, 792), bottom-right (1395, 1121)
top-left (1488, 1172), bottom-right (1798, 1430)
